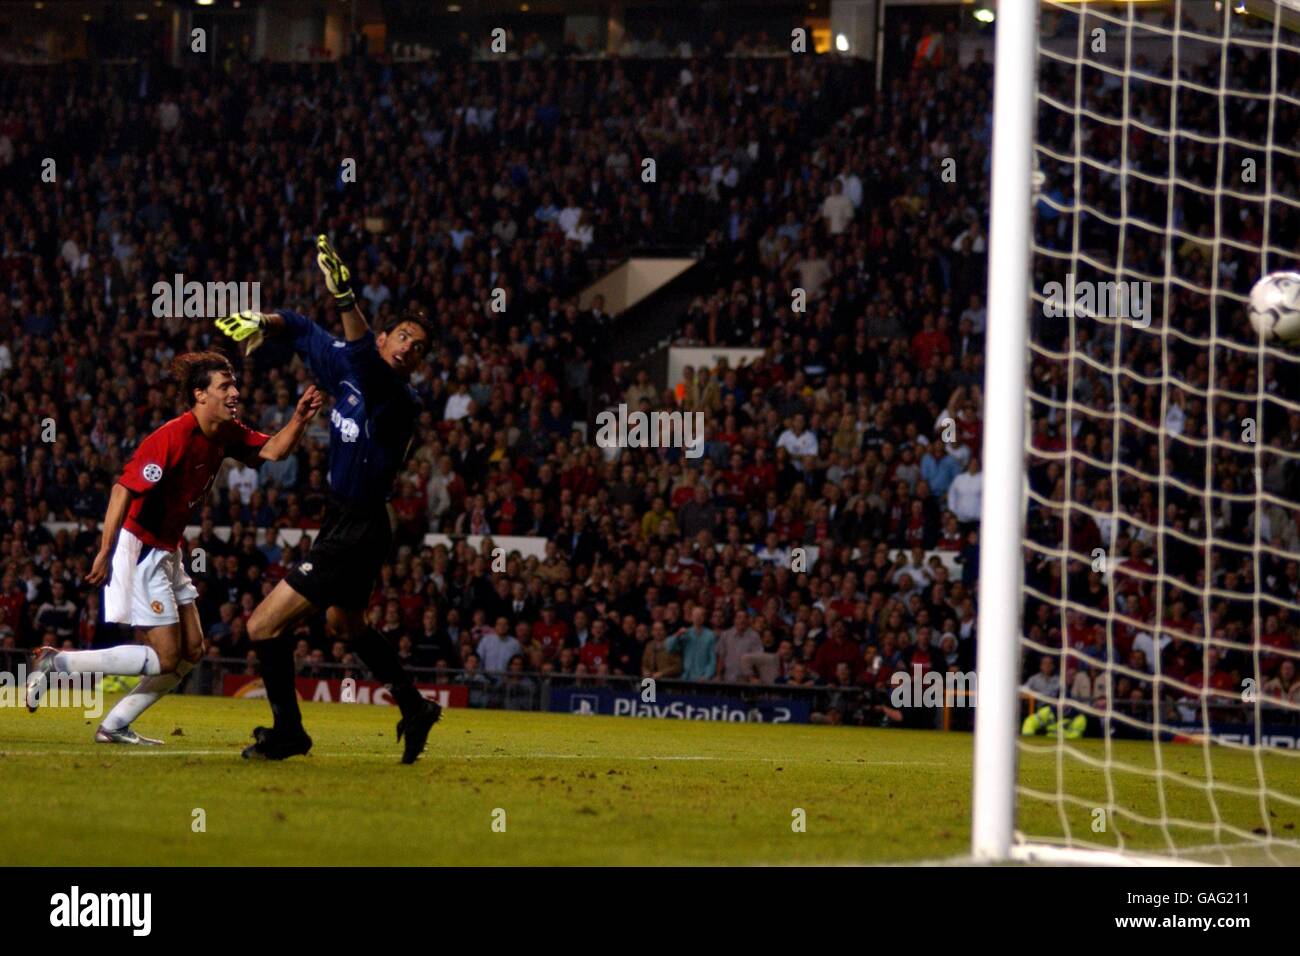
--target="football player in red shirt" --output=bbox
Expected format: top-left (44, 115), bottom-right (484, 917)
top-left (26, 352), bottom-right (321, 744)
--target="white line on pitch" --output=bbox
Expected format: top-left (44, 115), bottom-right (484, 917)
top-left (0, 748), bottom-right (947, 767)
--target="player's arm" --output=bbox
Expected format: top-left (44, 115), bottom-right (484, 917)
top-left (315, 233), bottom-right (371, 342)
top-left (88, 425), bottom-right (178, 586)
top-left (215, 229), bottom-right (365, 352)
top-left (257, 385), bottom-right (324, 461)
top-left (223, 233), bottom-right (369, 344)
top-left (85, 483), bottom-right (133, 586)
top-left (215, 308), bottom-right (350, 396)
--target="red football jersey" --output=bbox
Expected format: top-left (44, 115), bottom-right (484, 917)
top-left (533, 620), bottom-right (570, 659)
top-left (579, 640), bottom-right (610, 671)
top-left (119, 411), bottom-right (270, 550)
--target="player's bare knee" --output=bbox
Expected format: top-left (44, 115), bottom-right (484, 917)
top-left (154, 645), bottom-right (182, 673)
top-left (247, 604), bottom-right (285, 642)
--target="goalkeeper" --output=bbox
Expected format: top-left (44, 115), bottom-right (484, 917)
top-left (215, 235), bottom-right (440, 763)
top-left (1021, 704), bottom-right (1087, 740)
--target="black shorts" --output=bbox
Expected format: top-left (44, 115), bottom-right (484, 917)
top-left (285, 500), bottom-right (393, 612)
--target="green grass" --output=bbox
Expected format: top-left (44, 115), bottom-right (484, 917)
top-left (1, 695), bottom-right (1297, 865)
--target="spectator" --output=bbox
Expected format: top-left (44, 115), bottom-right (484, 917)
top-left (821, 179), bottom-right (855, 236)
top-left (34, 581), bottom-right (77, 646)
top-left (1025, 656), bottom-right (1061, 700)
top-left (642, 621), bottom-right (684, 679)
top-left (946, 456), bottom-right (983, 528)
top-left (476, 617), bottom-right (523, 674)
top-left (811, 619), bottom-right (861, 682)
top-left (717, 610), bottom-right (763, 683)
top-left (501, 655), bottom-right (536, 710)
top-left (227, 460), bottom-right (259, 507)
top-left (457, 653), bottom-right (493, 707)
top-left (579, 619), bottom-right (612, 672)
top-left (665, 607), bottom-right (717, 681)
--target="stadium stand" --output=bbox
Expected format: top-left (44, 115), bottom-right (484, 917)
top-left (0, 26), bottom-right (1074, 729)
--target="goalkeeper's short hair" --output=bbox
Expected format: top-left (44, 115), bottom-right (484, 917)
top-left (389, 306), bottom-right (433, 342)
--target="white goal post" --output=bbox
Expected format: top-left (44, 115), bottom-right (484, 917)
top-left (972, 0), bottom-right (1037, 863)
top-left (973, 0), bottom-right (1300, 865)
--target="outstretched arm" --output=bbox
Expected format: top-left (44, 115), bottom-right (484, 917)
top-left (214, 307), bottom-right (348, 395)
top-left (215, 233), bottom-right (369, 351)
top-left (340, 303), bottom-right (371, 342)
top-left (316, 234), bottom-right (371, 342)
top-left (258, 385), bottom-right (323, 461)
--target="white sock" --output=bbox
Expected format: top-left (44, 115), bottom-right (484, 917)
top-left (54, 645), bottom-right (161, 677)
top-left (99, 673), bottom-right (178, 731)
top-left (99, 660), bottom-right (192, 732)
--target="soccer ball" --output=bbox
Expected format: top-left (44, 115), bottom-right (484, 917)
top-left (1247, 271), bottom-right (1300, 343)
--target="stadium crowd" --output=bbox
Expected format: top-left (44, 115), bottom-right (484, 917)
top-left (1, 25), bottom-right (1296, 730)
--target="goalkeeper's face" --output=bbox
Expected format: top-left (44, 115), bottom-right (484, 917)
top-left (377, 321), bottom-right (431, 377)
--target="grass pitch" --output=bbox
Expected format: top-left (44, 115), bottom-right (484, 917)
top-left (1, 695), bottom-right (1296, 865)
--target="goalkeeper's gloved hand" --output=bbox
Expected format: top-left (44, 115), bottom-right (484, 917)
top-left (316, 233), bottom-right (355, 310)
top-left (214, 310), bottom-right (267, 356)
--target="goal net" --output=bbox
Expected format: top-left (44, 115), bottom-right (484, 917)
top-left (976, 0), bottom-right (1300, 865)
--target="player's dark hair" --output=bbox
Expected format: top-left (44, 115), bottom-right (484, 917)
top-left (171, 351), bottom-right (234, 405)
top-left (389, 307), bottom-right (434, 348)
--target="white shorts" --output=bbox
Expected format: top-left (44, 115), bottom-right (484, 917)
top-left (103, 529), bottom-right (198, 627)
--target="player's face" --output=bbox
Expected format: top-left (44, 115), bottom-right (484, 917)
top-left (378, 322), bottom-right (430, 376)
top-left (199, 370), bottom-right (240, 423)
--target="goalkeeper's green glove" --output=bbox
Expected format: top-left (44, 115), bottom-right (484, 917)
top-left (316, 233), bottom-right (356, 310)
top-left (214, 310), bottom-right (267, 356)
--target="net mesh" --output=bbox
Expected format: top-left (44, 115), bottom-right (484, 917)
top-left (1019, 0), bottom-right (1300, 863)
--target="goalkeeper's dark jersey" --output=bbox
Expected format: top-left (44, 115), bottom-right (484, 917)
top-left (280, 310), bottom-right (418, 505)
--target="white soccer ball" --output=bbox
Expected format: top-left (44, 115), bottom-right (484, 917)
top-left (1248, 271), bottom-right (1300, 343)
